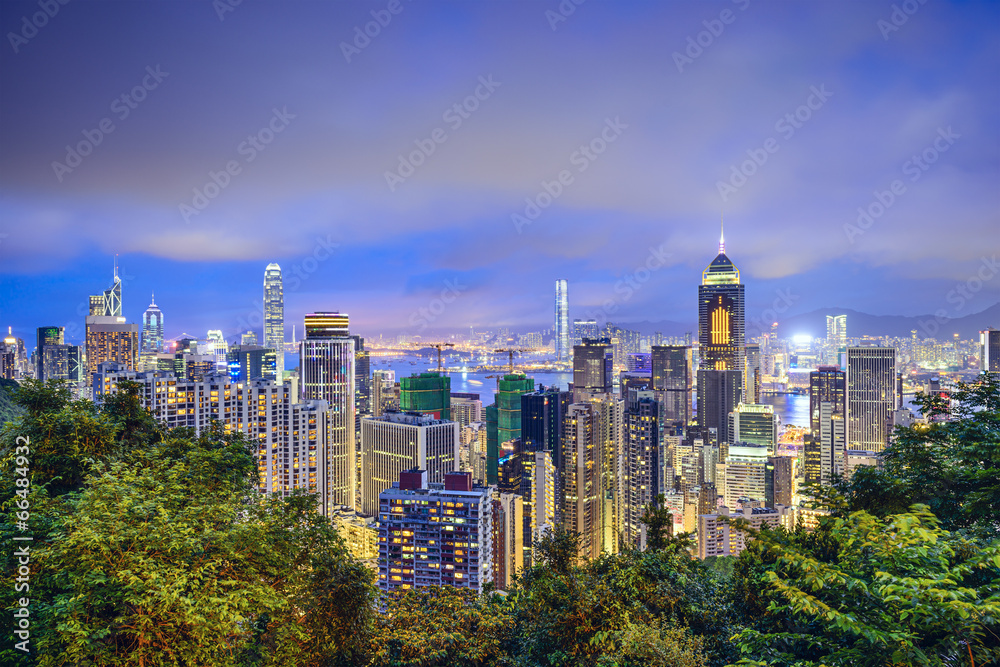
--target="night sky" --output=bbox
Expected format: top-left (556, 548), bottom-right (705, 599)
top-left (1, 0), bottom-right (998, 345)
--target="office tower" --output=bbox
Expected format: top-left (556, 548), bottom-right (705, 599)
top-left (981, 329), bottom-right (1000, 373)
top-left (555, 279), bottom-right (569, 361)
top-left (241, 330), bottom-right (258, 346)
top-left (93, 365), bottom-right (329, 509)
top-left (572, 338), bottom-right (613, 400)
top-left (263, 263), bottom-right (284, 380)
top-left (36, 326), bottom-right (63, 380)
top-left (765, 456), bottom-right (794, 508)
top-left (351, 335), bottom-right (370, 419)
top-left (621, 392), bottom-right (659, 549)
top-left (827, 314), bottom-right (847, 349)
top-left (85, 317), bottom-right (139, 381)
top-left (359, 412), bottom-right (459, 515)
top-left (809, 365), bottom-right (846, 482)
top-left (492, 493), bottom-right (524, 591)
top-left (301, 312), bottom-right (357, 510)
top-left (90, 260), bottom-right (122, 317)
top-left (572, 319), bottom-right (599, 347)
top-left (846, 347), bottom-right (897, 454)
top-left (724, 443), bottom-right (768, 508)
top-left (206, 330), bottom-right (228, 370)
top-left (371, 369), bottom-right (396, 417)
top-left (400, 372), bottom-right (451, 420)
top-left (729, 403), bottom-right (777, 453)
top-left (378, 470), bottom-right (493, 593)
top-left (697, 369), bottom-right (742, 445)
top-left (1, 329), bottom-right (17, 380)
top-left (139, 296), bottom-right (164, 372)
top-left (226, 345), bottom-right (277, 382)
top-left (652, 345), bottom-right (692, 430)
top-left (561, 403), bottom-right (602, 561)
top-left (698, 229), bottom-right (745, 372)
top-left (627, 353), bottom-right (652, 373)
top-left (744, 344), bottom-right (761, 404)
top-left (521, 387), bottom-right (570, 454)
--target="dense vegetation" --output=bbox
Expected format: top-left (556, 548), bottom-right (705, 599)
top-left (1, 376), bottom-right (998, 666)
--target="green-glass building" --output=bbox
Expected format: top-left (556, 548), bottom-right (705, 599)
top-left (399, 372), bottom-right (451, 420)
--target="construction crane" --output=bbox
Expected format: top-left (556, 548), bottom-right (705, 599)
top-left (433, 343), bottom-right (455, 372)
top-left (494, 348), bottom-right (529, 374)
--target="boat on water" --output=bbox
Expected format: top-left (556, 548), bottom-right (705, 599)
top-left (468, 379), bottom-right (483, 385)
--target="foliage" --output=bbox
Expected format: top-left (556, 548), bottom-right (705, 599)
top-left (369, 586), bottom-right (515, 667)
top-left (730, 506), bottom-right (1000, 667)
top-left (0, 377), bottom-right (23, 424)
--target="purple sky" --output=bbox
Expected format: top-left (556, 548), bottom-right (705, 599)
top-left (1, 0), bottom-right (998, 344)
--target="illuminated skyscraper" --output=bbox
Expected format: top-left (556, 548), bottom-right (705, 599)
top-left (808, 365), bottom-right (846, 483)
top-left (729, 403), bottom-right (777, 453)
top-left (555, 279), bottom-right (569, 361)
top-left (264, 263), bottom-right (284, 380)
top-left (301, 312), bottom-right (356, 510)
top-left (561, 402), bottom-right (601, 561)
top-left (572, 338), bottom-right (613, 400)
top-left (651, 345), bottom-right (691, 430)
top-left (981, 328), bottom-right (1000, 373)
top-left (846, 347), bottom-right (897, 454)
top-left (140, 295), bottom-right (164, 371)
top-left (36, 326), bottom-right (62, 380)
top-left (827, 315), bottom-right (847, 348)
top-left (698, 228), bottom-right (745, 372)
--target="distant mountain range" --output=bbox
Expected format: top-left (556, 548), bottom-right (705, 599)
top-left (629, 302), bottom-right (1000, 341)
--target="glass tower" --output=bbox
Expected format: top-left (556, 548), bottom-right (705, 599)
top-left (140, 295), bottom-right (164, 371)
top-left (555, 279), bottom-right (569, 361)
top-left (263, 263), bottom-right (284, 380)
top-left (698, 229), bottom-right (745, 372)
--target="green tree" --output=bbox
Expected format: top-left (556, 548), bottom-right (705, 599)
top-left (730, 506), bottom-right (1000, 666)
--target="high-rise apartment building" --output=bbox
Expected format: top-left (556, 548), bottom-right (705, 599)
top-left (744, 343), bottom-right (761, 404)
top-left (92, 365), bottom-right (329, 509)
top-left (359, 411), bottom-right (459, 516)
top-left (846, 347), bottom-right (897, 454)
top-left (492, 493), bottom-right (523, 591)
top-left (555, 279), bottom-right (569, 361)
top-left (263, 263), bottom-right (284, 380)
top-left (698, 230), bottom-right (745, 372)
top-left (621, 392), bottom-right (659, 548)
top-left (378, 470), bottom-right (493, 593)
top-left (301, 312), bottom-right (357, 510)
top-left (561, 403), bottom-right (602, 561)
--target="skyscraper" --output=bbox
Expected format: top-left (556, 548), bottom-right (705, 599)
top-left (140, 295), bottom-right (164, 371)
top-left (827, 314), bottom-right (847, 348)
top-left (572, 318), bottom-right (599, 347)
top-left (264, 263), bottom-right (284, 380)
top-left (301, 312), bottom-right (356, 510)
top-left (555, 279), bottom-right (569, 361)
top-left (651, 345), bottom-right (692, 430)
top-left (697, 369), bottom-right (742, 446)
top-left (808, 365), bottom-right (846, 483)
top-left (572, 338), bottom-right (613, 400)
top-left (698, 229), bottom-right (745, 372)
top-left (561, 403), bottom-right (601, 561)
top-left (981, 328), bottom-right (1000, 373)
top-left (846, 347), bottom-right (897, 454)
top-left (400, 373), bottom-right (451, 420)
top-left (621, 392), bottom-right (659, 548)
top-left (36, 326), bottom-right (63, 380)
top-left (729, 403), bottom-right (777, 453)
top-left (360, 412), bottom-right (459, 515)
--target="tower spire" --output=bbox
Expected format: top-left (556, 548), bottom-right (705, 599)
top-left (719, 214), bottom-right (725, 254)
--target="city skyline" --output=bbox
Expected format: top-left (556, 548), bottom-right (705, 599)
top-left (1, 1), bottom-right (998, 340)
